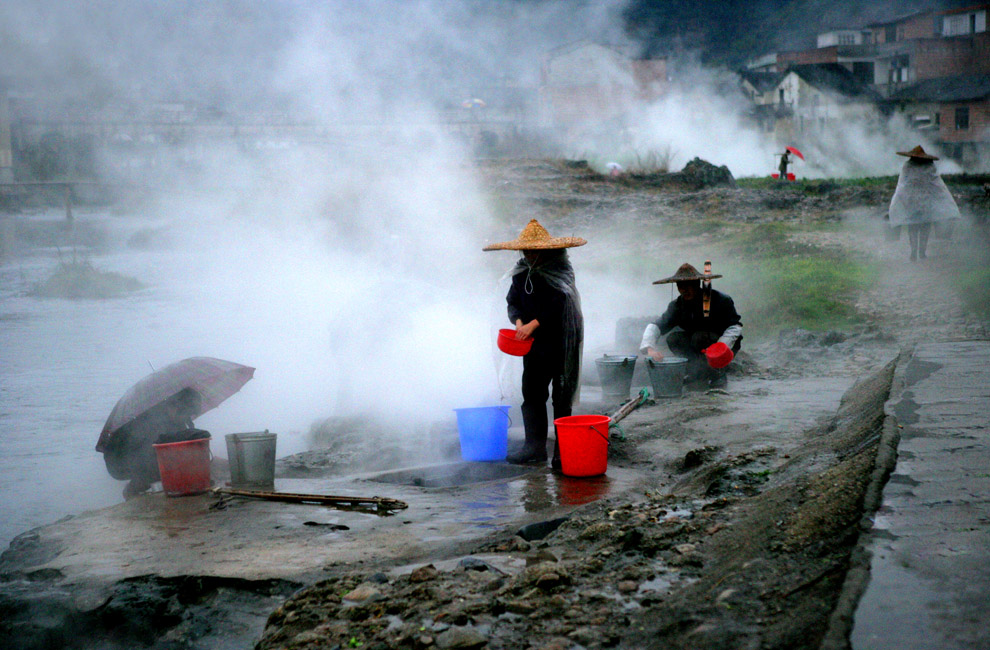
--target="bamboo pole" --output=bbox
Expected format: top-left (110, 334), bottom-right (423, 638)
top-left (213, 487), bottom-right (408, 511)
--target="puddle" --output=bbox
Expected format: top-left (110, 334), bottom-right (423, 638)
top-left (365, 461), bottom-right (535, 488)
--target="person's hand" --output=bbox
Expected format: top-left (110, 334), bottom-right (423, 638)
top-left (515, 320), bottom-right (538, 340)
top-left (648, 347), bottom-right (664, 362)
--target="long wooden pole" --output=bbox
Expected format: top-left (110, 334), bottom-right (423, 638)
top-left (213, 487), bottom-right (408, 511)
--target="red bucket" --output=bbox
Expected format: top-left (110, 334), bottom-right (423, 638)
top-left (704, 342), bottom-right (734, 369)
top-left (153, 438), bottom-right (212, 496)
top-left (497, 328), bottom-right (533, 356)
top-left (554, 414), bottom-right (611, 477)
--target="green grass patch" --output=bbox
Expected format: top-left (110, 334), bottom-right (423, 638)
top-left (712, 223), bottom-right (874, 337)
top-left (954, 266), bottom-right (990, 321)
top-left (735, 176), bottom-right (897, 191)
top-left (744, 257), bottom-right (872, 332)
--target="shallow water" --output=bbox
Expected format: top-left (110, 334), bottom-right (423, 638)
top-left (0, 210), bottom-right (330, 549)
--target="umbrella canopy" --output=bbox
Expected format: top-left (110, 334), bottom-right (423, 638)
top-left (96, 357), bottom-right (254, 452)
top-left (786, 146), bottom-right (805, 161)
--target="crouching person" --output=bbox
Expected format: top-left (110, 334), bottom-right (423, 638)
top-left (640, 262), bottom-right (742, 388)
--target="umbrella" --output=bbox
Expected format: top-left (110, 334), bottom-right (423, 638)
top-left (786, 146), bottom-right (805, 161)
top-left (96, 357), bottom-right (255, 452)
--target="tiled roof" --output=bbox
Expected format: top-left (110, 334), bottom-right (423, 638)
top-left (888, 74), bottom-right (990, 101)
top-left (738, 69), bottom-right (783, 93)
top-left (785, 63), bottom-right (882, 100)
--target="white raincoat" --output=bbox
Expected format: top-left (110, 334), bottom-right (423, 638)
top-left (888, 159), bottom-right (960, 227)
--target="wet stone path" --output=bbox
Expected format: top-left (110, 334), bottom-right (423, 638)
top-left (850, 341), bottom-right (990, 650)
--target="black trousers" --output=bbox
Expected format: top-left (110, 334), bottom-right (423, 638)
top-left (521, 348), bottom-right (575, 451)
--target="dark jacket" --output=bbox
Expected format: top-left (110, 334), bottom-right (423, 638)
top-left (506, 271), bottom-right (567, 353)
top-left (655, 288), bottom-right (742, 339)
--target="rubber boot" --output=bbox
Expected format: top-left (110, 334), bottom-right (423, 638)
top-left (507, 433), bottom-right (548, 465)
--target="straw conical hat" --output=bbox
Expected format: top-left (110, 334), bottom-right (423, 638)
top-left (653, 262), bottom-right (722, 285)
top-left (482, 219), bottom-right (587, 251)
top-left (897, 145), bottom-right (939, 160)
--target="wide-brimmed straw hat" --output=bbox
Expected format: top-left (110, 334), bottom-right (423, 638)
top-left (653, 262), bottom-right (722, 285)
top-left (896, 145), bottom-right (939, 161)
top-left (482, 219), bottom-right (587, 251)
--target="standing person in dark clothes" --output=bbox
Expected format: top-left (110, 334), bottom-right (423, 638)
top-left (640, 263), bottom-right (742, 388)
top-left (778, 150), bottom-right (791, 181)
top-left (483, 219), bottom-right (586, 467)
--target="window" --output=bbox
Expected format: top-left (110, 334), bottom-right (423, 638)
top-left (779, 88), bottom-right (785, 104)
top-left (955, 107), bottom-right (970, 130)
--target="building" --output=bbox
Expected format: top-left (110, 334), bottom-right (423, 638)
top-left (888, 74), bottom-right (990, 165)
top-left (539, 41), bottom-right (667, 133)
top-left (777, 64), bottom-right (883, 139)
top-left (744, 4), bottom-right (990, 166)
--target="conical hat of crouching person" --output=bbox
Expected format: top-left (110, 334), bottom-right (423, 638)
top-left (482, 219), bottom-right (587, 251)
top-left (896, 145), bottom-right (939, 161)
top-left (653, 262), bottom-right (722, 285)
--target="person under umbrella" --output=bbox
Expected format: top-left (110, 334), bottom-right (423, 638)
top-left (483, 219), bottom-right (585, 467)
top-left (96, 357), bottom-right (255, 498)
top-left (888, 145), bottom-right (960, 261)
top-left (640, 262), bottom-right (742, 388)
top-left (778, 149), bottom-right (791, 181)
top-left (101, 388), bottom-right (202, 498)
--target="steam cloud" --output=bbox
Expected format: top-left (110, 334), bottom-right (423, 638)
top-left (0, 0), bottom-right (976, 464)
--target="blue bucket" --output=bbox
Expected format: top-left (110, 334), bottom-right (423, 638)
top-left (453, 406), bottom-right (511, 462)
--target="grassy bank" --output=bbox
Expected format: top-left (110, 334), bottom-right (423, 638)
top-left (713, 222), bottom-right (875, 338)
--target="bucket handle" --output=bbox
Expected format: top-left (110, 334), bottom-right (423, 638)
top-left (590, 424), bottom-right (610, 445)
top-left (500, 408), bottom-right (513, 429)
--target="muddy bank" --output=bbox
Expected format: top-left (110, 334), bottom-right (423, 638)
top-left (253, 361), bottom-right (895, 650)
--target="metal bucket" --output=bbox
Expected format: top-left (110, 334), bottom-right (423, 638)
top-left (646, 357), bottom-right (688, 398)
top-left (595, 355), bottom-right (638, 403)
top-left (225, 431), bottom-right (277, 489)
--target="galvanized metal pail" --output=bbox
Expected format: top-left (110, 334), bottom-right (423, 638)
top-left (595, 355), bottom-right (638, 404)
top-left (225, 431), bottom-right (277, 489)
top-left (646, 357), bottom-right (688, 398)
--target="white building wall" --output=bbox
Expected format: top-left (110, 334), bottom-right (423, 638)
top-left (817, 30), bottom-right (863, 47)
top-left (942, 9), bottom-right (987, 36)
top-left (544, 44), bottom-right (634, 88)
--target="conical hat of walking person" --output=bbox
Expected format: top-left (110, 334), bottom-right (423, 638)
top-left (482, 219), bottom-right (587, 251)
top-left (896, 145), bottom-right (939, 161)
top-left (653, 262), bottom-right (722, 285)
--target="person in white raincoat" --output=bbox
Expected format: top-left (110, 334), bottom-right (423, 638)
top-left (888, 145), bottom-right (960, 261)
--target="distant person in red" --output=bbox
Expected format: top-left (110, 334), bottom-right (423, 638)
top-left (484, 219), bottom-right (585, 468)
top-left (778, 150), bottom-right (791, 181)
top-left (101, 388), bottom-right (201, 498)
top-left (888, 145), bottom-right (960, 261)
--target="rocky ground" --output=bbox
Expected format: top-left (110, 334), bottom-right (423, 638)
top-left (249, 161), bottom-right (990, 650)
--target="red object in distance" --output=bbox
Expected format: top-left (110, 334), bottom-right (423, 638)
top-left (786, 146), bottom-right (805, 161)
